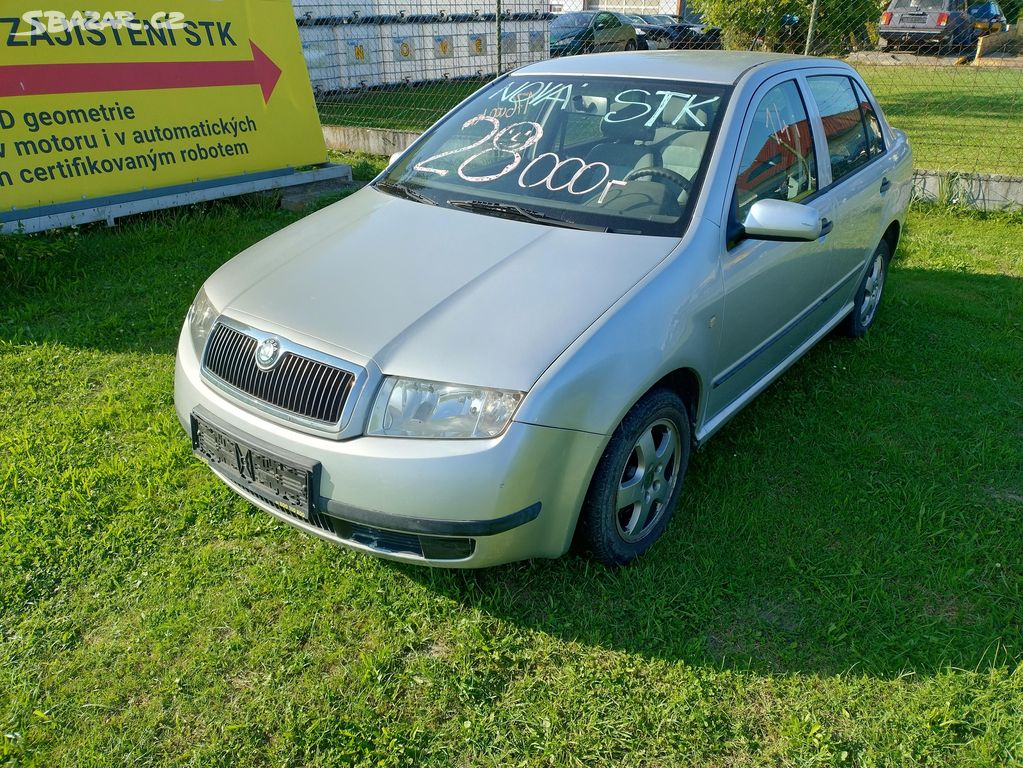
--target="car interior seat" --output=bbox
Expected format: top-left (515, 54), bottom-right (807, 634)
top-left (653, 101), bottom-right (711, 182)
top-left (583, 119), bottom-right (658, 179)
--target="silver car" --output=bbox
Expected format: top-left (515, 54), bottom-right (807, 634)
top-left (176, 52), bottom-right (912, 568)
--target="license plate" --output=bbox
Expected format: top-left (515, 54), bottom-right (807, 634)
top-left (900, 14), bottom-right (927, 25)
top-left (191, 410), bottom-right (320, 518)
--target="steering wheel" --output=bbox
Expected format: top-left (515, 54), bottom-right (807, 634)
top-left (623, 167), bottom-right (692, 197)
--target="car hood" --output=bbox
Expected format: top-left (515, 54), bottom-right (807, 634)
top-left (207, 187), bottom-right (680, 392)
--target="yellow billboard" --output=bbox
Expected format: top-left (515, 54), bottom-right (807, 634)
top-left (0, 2), bottom-right (327, 216)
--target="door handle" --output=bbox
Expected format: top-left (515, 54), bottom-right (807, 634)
top-left (819, 218), bottom-right (834, 237)
top-left (879, 177), bottom-right (892, 195)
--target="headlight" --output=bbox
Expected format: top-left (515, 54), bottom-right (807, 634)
top-left (186, 287), bottom-right (219, 356)
top-left (367, 377), bottom-right (524, 439)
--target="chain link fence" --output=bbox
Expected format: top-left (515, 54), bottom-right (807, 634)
top-left (295, 0), bottom-right (1023, 203)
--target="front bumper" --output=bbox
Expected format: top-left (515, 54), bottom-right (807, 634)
top-left (175, 326), bottom-right (606, 567)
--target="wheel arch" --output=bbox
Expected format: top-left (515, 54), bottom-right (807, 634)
top-left (882, 220), bottom-right (901, 257)
top-left (651, 367), bottom-right (702, 445)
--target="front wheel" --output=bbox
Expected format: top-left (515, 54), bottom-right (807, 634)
top-left (625, 39), bottom-right (637, 51)
top-left (579, 388), bottom-right (691, 566)
top-left (841, 240), bottom-right (891, 337)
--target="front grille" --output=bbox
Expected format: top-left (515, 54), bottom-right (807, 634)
top-left (203, 323), bottom-right (354, 424)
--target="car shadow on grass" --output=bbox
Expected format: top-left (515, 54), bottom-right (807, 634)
top-left (394, 265), bottom-right (1023, 678)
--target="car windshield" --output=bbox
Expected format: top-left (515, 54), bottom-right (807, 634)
top-left (378, 75), bottom-right (729, 236)
top-left (552, 13), bottom-right (592, 29)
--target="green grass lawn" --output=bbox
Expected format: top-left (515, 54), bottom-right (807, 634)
top-left (318, 78), bottom-right (489, 133)
top-left (2, 200), bottom-right (1022, 765)
top-left (854, 64), bottom-right (1023, 175)
top-left (319, 65), bottom-right (1023, 177)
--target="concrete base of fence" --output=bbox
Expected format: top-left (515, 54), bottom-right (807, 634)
top-left (913, 170), bottom-right (1023, 210)
top-left (323, 125), bottom-right (420, 157)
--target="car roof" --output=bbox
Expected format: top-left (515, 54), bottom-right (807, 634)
top-left (514, 51), bottom-right (836, 86)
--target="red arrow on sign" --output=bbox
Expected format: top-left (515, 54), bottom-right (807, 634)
top-left (0, 40), bottom-right (282, 103)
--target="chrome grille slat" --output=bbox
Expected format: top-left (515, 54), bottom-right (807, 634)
top-left (288, 358), bottom-right (311, 414)
top-left (208, 324), bottom-right (229, 372)
top-left (201, 323), bottom-right (355, 426)
top-left (273, 354), bottom-right (296, 408)
top-left (305, 361), bottom-right (329, 418)
top-left (321, 369), bottom-right (343, 420)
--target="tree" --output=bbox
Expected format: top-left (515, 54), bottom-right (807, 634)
top-left (693, 0), bottom-right (889, 54)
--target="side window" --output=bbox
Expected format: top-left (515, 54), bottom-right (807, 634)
top-left (807, 76), bottom-right (871, 183)
top-left (853, 80), bottom-right (886, 157)
top-left (734, 80), bottom-right (817, 221)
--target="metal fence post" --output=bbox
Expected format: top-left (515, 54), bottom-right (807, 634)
top-left (496, 0), bottom-right (503, 76)
top-left (804, 0), bottom-right (820, 55)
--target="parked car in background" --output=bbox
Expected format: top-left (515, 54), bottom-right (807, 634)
top-left (879, 0), bottom-right (1006, 51)
top-left (613, 13), bottom-right (652, 49)
top-left (550, 11), bottom-right (637, 56)
top-left (967, 1), bottom-right (1008, 32)
top-left (622, 13), bottom-right (666, 49)
top-left (640, 13), bottom-right (724, 50)
top-left (177, 52), bottom-right (912, 569)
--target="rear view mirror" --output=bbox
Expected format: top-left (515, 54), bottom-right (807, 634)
top-left (742, 199), bottom-right (825, 242)
top-left (570, 95), bottom-right (609, 115)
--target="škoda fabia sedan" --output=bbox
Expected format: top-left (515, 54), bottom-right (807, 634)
top-left (176, 52), bottom-right (912, 567)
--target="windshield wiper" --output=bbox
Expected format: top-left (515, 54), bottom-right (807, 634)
top-left (375, 181), bottom-right (437, 206)
top-left (447, 199), bottom-right (607, 232)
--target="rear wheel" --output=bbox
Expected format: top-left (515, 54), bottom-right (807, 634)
top-left (579, 388), bottom-right (691, 567)
top-left (841, 240), bottom-right (891, 338)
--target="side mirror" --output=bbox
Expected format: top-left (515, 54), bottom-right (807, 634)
top-left (742, 199), bottom-right (825, 242)
top-left (389, 151), bottom-right (403, 165)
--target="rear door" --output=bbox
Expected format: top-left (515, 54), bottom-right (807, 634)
top-left (801, 73), bottom-right (897, 315)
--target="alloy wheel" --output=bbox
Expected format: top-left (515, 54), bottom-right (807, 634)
top-left (615, 418), bottom-right (682, 542)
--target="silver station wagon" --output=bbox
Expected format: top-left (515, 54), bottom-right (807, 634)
top-left (176, 51), bottom-right (912, 568)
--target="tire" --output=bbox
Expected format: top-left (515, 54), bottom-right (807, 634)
top-left (841, 240), bottom-right (891, 338)
top-left (625, 39), bottom-right (637, 51)
top-left (579, 388), bottom-right (691, 567)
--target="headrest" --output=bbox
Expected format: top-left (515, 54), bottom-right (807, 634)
top-left (600, 118), bottom-right (655, 142)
